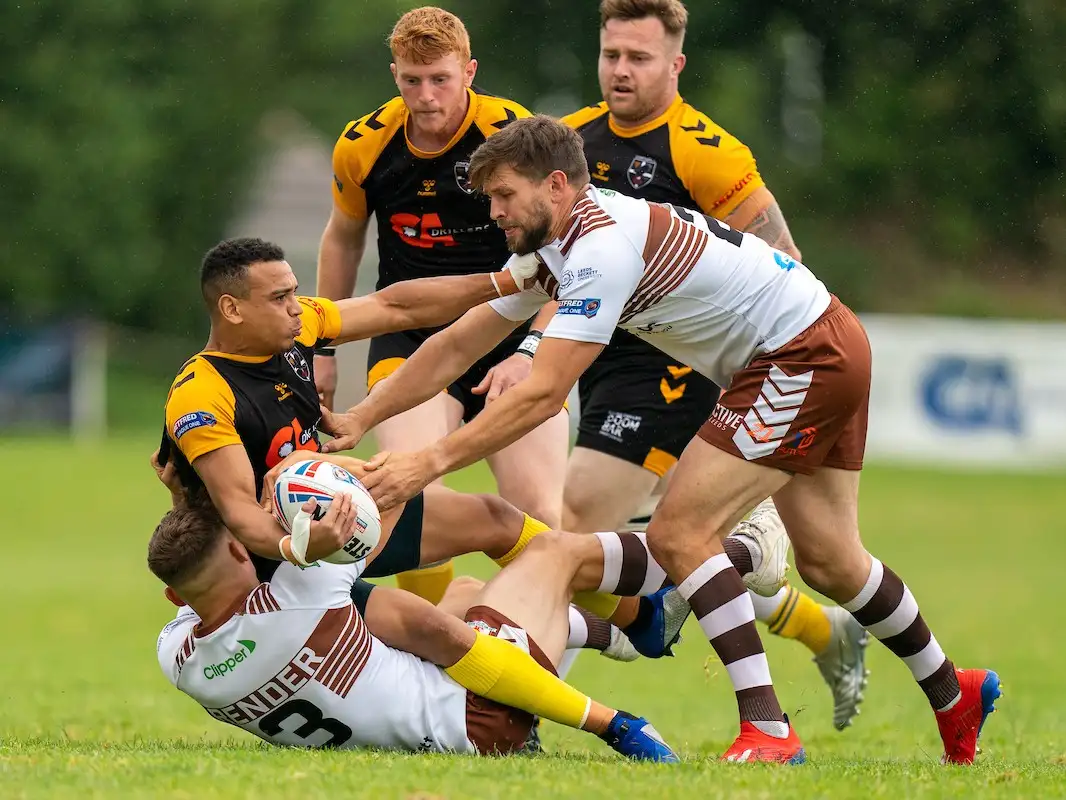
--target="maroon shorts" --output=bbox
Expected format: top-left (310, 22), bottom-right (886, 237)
top-left (698, 296), bottom-right (871, 475)
top-left (463, 605), bottom-right (556, 756)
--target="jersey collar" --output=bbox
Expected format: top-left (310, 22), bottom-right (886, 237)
top-left (608, 94), bottom-right (684, 139)
top-left (404, 87), bottom-right (478, 159)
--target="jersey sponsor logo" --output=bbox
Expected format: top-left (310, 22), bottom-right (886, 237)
top-left (774, 252), bottom-right (799, 272)
top-left (204, 640), bottom-right (257, 680)
top-left (711, 171), bottom-right (757, 211)
top-left (920, 356), bottom-right (1022, 434)
top-left (284, 349), bottom-right (312, 382)
top-left (778, 426), bottom-right (818, 456)
top-left (266, 417), bottom-right (320, 468)
top-left (417, 179), bottom-right (437, 198)
top-left (708, 403), bottom-right (744, 431)
top-left (599, 410), bottom-right (642, 442)
top-left (732, 365), bottom-right (814, 460)
top-left (173, 411), bottom-right (217, 439)
top-left (592, 161), bottom-right (611, 182)
top-left (454, 161), bottom-right (475, 194)
top-left (557, 298), bottom-right (601, 318)
top-left (627, 155), bottom-right (657, 190)
top-left (389, 212), bottom-right (493, 249)
top-left (275, 383), bottom-right (292, 402)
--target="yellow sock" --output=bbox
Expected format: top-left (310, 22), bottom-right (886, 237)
top-left (444, 631), bottom-right (591, 729)
top-left (495, 515), bottom-right (623, 620)
top-left (396, 561), bottom-right (454, 605)
top-left (765, 585), bottom-right (832, 654)
top-left (572, 591), bottom-right (622, 620)
top-left (493, 514), bottom-right (549, 568)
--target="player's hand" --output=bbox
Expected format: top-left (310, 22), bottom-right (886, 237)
top-left (260, 450), bottom-right (320, 511)
top-left (314, 355), bottom-right (338, 411)
top-left (150, 449), bottom-right (184, 507)
top-left (495, 253), bottom-right (541, 295)
top-left (472, 353), bottom-right (533, 404)
top-left (319, 405), bottom-right (368, 454)
top-left (359, 451), bottom-right (435, 512)
top-left (301, 494), bottom-right (357, 563)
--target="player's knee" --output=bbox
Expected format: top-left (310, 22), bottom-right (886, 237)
top-left (447, 575), bottom-right (484, 594)
top-left (794, 547), bottom-right (865, 600)
top-left (476, 492), bottom-right (527, 545)
top-left (522, 528), bottom-right (568, 557)
top-left (519, 495), bottom-right (562, 529)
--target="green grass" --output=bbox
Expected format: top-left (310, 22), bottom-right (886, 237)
top-left (2, 435), bottom-right (1064, 798)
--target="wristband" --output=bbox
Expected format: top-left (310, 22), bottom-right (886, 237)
top-left (314, 347), bottom-right (336, 357)
top-left (279, 534), bottom-right (311, 567)
top-left (516, 331), bottom-right (543, 360)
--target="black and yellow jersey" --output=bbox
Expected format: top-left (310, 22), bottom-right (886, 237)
top-left (331, 88), bottom-right (530, 289)
top-left (160, 297), bottom-right (342, 500)
top-left (561, 95), bottom-right (764, 219)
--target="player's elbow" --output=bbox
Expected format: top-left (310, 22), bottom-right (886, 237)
top-left (528, 380), bottom-right (568, 423)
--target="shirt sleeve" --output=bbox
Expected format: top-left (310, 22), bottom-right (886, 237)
top-left (487, 254), bottom-right (553, 321)
top-left (295, 297), bottom-right (342, 347)
top-left (165, 359), bottom-right (241, 464)
top-left (156, 607), bottom-right (199, 687)
top-left (267, 561), bottom-right (365, 610)
top-left (331, 130), bottom-right (370, 220)
top-left (542, 234), bottom-right (642, 345)
top-left (670, 110), bottom-right (765, 218)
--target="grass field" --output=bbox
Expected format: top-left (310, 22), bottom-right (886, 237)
top-left (2, 435), bottom-right (1065, 798)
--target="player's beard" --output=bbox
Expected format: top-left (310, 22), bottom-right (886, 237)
top-left (509, 198), bottom-right (553, 255)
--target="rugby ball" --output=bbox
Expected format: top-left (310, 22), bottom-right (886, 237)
top-left (271, 459), bottom-right (381, 564)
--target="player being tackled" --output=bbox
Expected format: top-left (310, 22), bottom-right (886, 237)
top-left (150, 497), bottom-right (679, 762)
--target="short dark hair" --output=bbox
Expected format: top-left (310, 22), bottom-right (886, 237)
top-left (147, 504), bottom-right (227, 587)
top-left (200, 237), bottom-right (286, 310)
top-left (468, 115), bottom-right (590, 191)
top-left (600, 0), bottom-right (688, 39)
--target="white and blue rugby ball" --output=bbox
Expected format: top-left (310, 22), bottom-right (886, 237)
top-left (272, 459), bottom-right (381, 564)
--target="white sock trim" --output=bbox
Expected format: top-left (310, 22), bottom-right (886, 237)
top-left (903, 636), bottom-right (947, 682)
top-left (725, 652), bottom-right (774, 692)
top-left (866, 586), bottom-right (919, 640)
top-left (842, 556), bottom-right (884, 613)
top-left (749, 586), bottom-right (790, 622)
top-left (594, 531), bottom-right (623, 594)
top-left (566, 605), bottom-right (588, 650)
top-left (695, 592), bottom-right (756, 638)
top-left (633, 532), bottom-right (668, 596)
top-left (677, 553), bottom-right (733, 601)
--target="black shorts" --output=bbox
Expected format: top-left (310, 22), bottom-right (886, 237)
top-left (576, 329), bottom-right (721, 476)
top-left (367, 322), bottom-right (532, 423)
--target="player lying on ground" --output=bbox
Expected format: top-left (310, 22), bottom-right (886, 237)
top-left (320, 116), bottom-right (1001, 765)
top-left (150, 498), bottom-right (678, 761)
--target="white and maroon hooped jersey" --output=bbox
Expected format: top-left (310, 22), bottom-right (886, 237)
top-left (489, 186), bottom-right (832, 388)
top-left (156, 562), bottom-right (471, 753)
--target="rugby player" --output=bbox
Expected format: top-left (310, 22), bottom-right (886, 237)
top-left (159, 236), bottom-right (693, 676)
top-left (320, 116), bottom-right (1001, 765)
top-left (314, 6), bottom-right (569, 604)
top-left (555, 0), bottom-right (867, 732)
top-left (150, 500), bottom-right (679, 761)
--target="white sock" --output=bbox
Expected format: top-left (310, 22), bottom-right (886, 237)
top-left (749, 587), bottom-right (789, 622)
top-left (566, 605), bottom-right (589, 649)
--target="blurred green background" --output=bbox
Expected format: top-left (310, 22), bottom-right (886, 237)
top-left (4, 0), bottom-right (1065, 338)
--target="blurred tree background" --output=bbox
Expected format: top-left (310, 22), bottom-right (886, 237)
top-left (3, 0), bottom-right (1065, 332)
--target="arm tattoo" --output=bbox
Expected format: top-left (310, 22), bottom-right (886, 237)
top-left (741, 202), bottom-right (800, 258)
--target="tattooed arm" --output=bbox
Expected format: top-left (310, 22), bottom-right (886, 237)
top-left (723, 186), bottom-right (802, 261)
